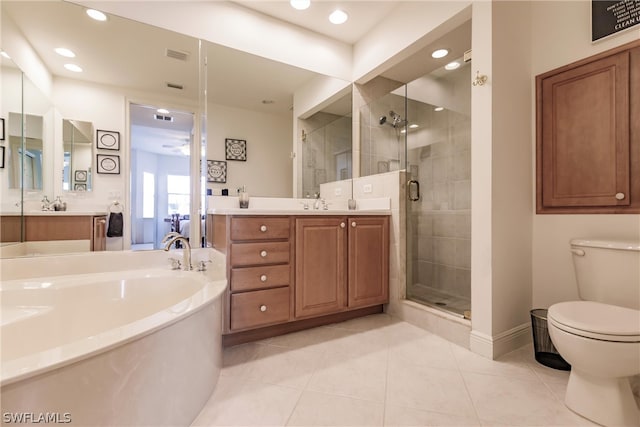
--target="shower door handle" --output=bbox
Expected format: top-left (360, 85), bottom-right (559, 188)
top-left (408, 180), bottom-right (420, 201)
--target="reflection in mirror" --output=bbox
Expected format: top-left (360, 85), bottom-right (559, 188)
top-left (62, 119), bottom-right (93, 192)
top-left (8, 112), bottom-right (44, 190)
top-left (299, 90), bottom-right (352, 198)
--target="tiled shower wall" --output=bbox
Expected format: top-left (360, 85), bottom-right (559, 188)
top-left (408, 106), bottom-right (471, 302)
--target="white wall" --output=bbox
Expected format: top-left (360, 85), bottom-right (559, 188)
top-left (206, 103), bottom-right (293, 198)
top-left (530, 1), bottom-right (640, 308)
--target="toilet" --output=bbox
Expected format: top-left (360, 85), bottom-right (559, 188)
top-left (548, 239), bottom-right (640, 427)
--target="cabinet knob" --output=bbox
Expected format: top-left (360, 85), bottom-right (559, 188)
top-left (260, 274), bottom-right (267, 282)
top-left (260, 225), bottom-right (267, 232)
top-left (260, 250), bottom-right (267, 257)
top-left (351, 221), bottom-right (356, 228)
top-left (615, 192), bottom-right (625, 200)
top-left (260, 305), bottom-right (267, 312)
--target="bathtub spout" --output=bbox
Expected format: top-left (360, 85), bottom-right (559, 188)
top-left (163, 235), bottom-right (192, 271)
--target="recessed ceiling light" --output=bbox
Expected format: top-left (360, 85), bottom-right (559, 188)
top-left (445, 61), bottom-right (460, 70)
top-left (409, 124), bottom-right (419, 129)
top-left (329, 9), bottom-right (348, 25)
top-left (86, 9), bottom-right (107, 21)
top-left (0, 50), bottom-right (10, 59)
top-left (434, 106), bottom-right (444, 112)
top-left (54, 48), bottom-right (75, 58)
top-left (290, 0), bottom-right (310, 10)
top-left (157, 108), bottom-right (170, 114)
top-left (64, 63), bottom-right (83, 73)
top-left (431, 49), bottom-right (449, 59)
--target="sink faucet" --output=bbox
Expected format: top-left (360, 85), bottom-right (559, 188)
top-left (162, 233), bottom-right (192, 271)
top-left (41, 195), bottom-right (51, 211)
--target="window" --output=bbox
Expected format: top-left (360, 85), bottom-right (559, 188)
top-left (142, 172), bottom-right (155, 218)
top-left (167, 175), bottom-right (190, 215)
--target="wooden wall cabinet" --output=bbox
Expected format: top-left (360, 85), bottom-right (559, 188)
top-left (536, 40), bottom-right (640, 214)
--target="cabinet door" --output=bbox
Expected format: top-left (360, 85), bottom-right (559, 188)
top-left (295, 217), bottom-right (347, 318)
top-left (348, 216), bottom-right (389, 308)
top-left (538, 50), bottom-right (630, 209)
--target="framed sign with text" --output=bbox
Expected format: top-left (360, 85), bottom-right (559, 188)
top-left (592, 0), bottom-right (640, 42)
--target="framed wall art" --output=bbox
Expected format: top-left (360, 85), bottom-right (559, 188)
top-left (0, 118), bottom-right (4, 141)
top-left (225, 138), bottom-right (247, 161)
top-left (96, 129), bottom-right (120, 151)
top-left (74, 170), bottom-right (87, 182)
top-left (74, 183), bottom-right (87, 191)
top-left (207, 160), bottom-right (227, 183)
top-left (97, 154), bottom-right (120, 174)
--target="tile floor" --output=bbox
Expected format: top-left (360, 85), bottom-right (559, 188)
top-left (192, 313), bottom-right (603, 426)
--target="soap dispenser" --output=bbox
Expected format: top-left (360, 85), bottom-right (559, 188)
top-left (238, 185), bottom-right (249, 209)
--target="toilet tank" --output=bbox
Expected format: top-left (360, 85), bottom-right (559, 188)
top-left (571, 239), bottom-right (640, 310)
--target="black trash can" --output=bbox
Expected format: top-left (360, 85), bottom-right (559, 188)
top-left (530, 309), bottom-right (571, 371)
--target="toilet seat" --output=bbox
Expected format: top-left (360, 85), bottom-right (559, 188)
top-left (548, 301), bottom-right (640, 343)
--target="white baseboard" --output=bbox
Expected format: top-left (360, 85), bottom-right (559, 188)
top-left (470, 322), bottom-right (532, 359)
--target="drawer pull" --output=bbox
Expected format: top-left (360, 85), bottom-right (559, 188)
top-left (260, 305), bottom-right (267, 312)
top-left (351, 221), bottom-right (357, 227)
top-left (260, 225), bottom-right (268, 232)
top-left (260, 250), bottom-right (268, 257)
top-left (260, 274), bottom-right (267, 282)
top-left (615, 192), bottom-right (625, 200)
top-left (340, 222), bottom-right (346, 228)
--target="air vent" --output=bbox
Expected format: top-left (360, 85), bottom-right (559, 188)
top-left (166, 82), bottom-right (184, 90)
top-left (165, 49), bottom-right (189, 61)
top-left (154, 114), bottom-right (174, 122)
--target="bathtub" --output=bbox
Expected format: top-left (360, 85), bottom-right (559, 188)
top-left (0, 249), bottom-right (227, 426)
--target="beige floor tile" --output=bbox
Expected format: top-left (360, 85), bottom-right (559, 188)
top-left (246, 345), bottom-right (321, 389)
top-left (194, 379), bottom-right (301, 426)
top-left (462, 371), bottom-right (597, 426)
top-left (286, 391), bottom-right (384, 426)
top-left (220, 342), bottom-right (263, 379)
top-left (388, 333), bottom-right (458, 370)
top-left (266, 325), bottom-right (354, 353)
top-left (379, 319), bottom-right (433, 348)
top-left (307, 351), bottom-right (388, 402)
top-left (323, 327), bottom-right (391, 358)
top-left (326, 313), bottom-right (397, 332)
top-left (386, 361), bottom-right (477, 418)
top-left (384, 404), bottom-right (481, 426)
top-left (451, 344), bottom-right (539, 381)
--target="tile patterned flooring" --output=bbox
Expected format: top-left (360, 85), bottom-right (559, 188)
top-left (191, 314), bottom-right (604, 427)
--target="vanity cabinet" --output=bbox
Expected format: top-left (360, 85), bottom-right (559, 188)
top-left (211, 213), bottom-right (389, 343)
top-left (295, 216), bottom-right (389, 318)
top-left (24, 214), bottom-right (107, 251)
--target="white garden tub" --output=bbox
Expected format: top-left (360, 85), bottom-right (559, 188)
top-left (0, 249), bottom-right (227, 426)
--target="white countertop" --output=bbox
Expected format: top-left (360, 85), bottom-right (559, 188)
top-left (206, 196), bottom-right (391, 216)
top-left (2, 211), bottom-right (109, 216)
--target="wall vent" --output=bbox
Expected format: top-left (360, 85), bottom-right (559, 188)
top-left (166, 82), bottom-right (184, 90)
top-left (154, 114), bottom-right (174, 122)
top-left (165, 49), bottom-right (189, 61)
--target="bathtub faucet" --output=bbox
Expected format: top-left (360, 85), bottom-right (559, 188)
top-left (162, 233), bottom-right (192, 271)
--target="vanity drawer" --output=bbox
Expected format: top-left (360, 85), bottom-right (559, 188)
top-left (230, 241), bottom-right (290, 267)
top-left (230, 287), bottom-right (290, 330)
top-left (230, 217), bottom-right (290, 241)
top-left (230, 264), bottom-right (291, 292)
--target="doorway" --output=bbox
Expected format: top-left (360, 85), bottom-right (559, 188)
top-left (129, 103), bottom-right (195, 250)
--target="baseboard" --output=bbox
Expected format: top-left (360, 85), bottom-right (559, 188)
top-left (470, 322), bottom-right (532, 359)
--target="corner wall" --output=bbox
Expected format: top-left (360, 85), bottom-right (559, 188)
top-left (530, 1), bottom-right (640, 308)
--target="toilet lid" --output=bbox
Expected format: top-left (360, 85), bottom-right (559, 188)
top-left (548, 301), bottom-right (640, 342)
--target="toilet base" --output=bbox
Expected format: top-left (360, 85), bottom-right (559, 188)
top-left (565, 368), bottom-right (640, 426)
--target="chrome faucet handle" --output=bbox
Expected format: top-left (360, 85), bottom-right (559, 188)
top-left (197, 260), bottom-right (212, 272)
top-left (168, 257), bottom-right (182, 270)
top-left (299, 201), bottom-right (309, 210)
top-left (322, 200), bottom-right (330, 210)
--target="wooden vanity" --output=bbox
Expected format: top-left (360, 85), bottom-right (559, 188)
top-left (209, 213), bottom-right (390, 345)
top-left (0, 213), bottom-right (107, 251)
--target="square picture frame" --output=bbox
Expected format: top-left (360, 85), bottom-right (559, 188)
top-left (225, 138), bottom-right (247, 161)
top-left (96, 129), bottom-right (120, 151)
top-left (207, 160), bottom-right (227, 183)
top-left (74, 170), bottom-right (87, 182)
top-left (0, 118), bottom-right (4, 141)
top-left (74, 183), bottom-right (87, 191)
top-left (97, 154), bottom-right (120, 174)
